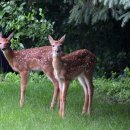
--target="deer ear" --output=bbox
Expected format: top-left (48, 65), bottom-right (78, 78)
top-left (48, 35), bottom-right (55, 45)
top-left (0, 32), bottom-right (3, 38)
top-left (59, 34), bottom-right (66, 43)
top-left (7, 31), bottom-right (14, 40)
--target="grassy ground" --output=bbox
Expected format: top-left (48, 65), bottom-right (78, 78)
top-left (0, 73), bottom-right (130, 130)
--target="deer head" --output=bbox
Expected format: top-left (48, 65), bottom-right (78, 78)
top-left (0, 32), bottom-right (14, 51)
top-left (48, 35), bottom-right (66, 57)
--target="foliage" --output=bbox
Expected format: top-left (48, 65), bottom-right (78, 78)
top-left (95, 67), bottom-right (130, 103)
top-left (0, 1), bottom-right (53, 49)
top-left (4, 72), bottom-right (20, 82)
top-left (0, 0), bottom-right (130, 77)
top-left (3, 72), bottom-right (48, 86)
top-left (97, 51), bottom-right (127, 77)
top-left (67, 0), bottom-right (130, 27)
top-left (2, 68), bottom-right (130, 105)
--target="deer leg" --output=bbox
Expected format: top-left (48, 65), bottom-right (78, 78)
top-left (59, 81), bottom-right (64, 117)
top-left (78, 75), bottom-right (88, 114)
top-left (84, 76), bottom-right (93, 115)
top-left (20, 71), bottom-right (29, 107)
top-left (51, 78), bottom-right (59, 109)
top-left (45, 70), bottom-right (59, 109)
top-left (59, 80), bottom-right (69, 118)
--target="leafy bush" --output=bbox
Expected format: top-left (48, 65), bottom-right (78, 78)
top-left (2, 72), bottom-right (49, 88)
top-left (4, 72), bottom-right (20, 84)
top-left (96, 51), bottom-right (127, 77)
top-left (1, 68), bottom-right (130, 104)
top-left (3, 72), bottom-right (48, 85)
top-left (0, 73), bottom-right (5, 82)
top-left (95, 67), bottom-right (130, 103)
top-left (0, 1), bottom-right (53, 49)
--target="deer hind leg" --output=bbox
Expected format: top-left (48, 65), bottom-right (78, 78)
top-left (78, 74), bottom-right (88, 114)
top-left (20, 71), bottom-right (29, 107)
top-left (59, 80), bottom-right (69, 118)
top-left (84, 72), bottom-right (94, 115)
top-left (44, 70), bottom-right (59, 109)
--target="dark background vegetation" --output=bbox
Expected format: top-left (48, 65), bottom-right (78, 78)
top-left (0, 0), bottom-right (130, 78)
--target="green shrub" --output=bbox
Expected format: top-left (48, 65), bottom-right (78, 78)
top-left (95, 67), bottom-right (130, 103)
top-left (1, 69), bottom-right (130, 104)
top-left (0, 1), bottom-right (53, 49)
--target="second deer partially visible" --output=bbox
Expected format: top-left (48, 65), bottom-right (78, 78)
top-left (48, 35), bottom-right (96, 118)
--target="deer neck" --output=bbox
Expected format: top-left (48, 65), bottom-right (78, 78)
top-left (2, 48), bottom-right (14, 67)
top-left (52, 54), bottom-right (63, 76)
top-left (52, 54), bottom-right (62, 69)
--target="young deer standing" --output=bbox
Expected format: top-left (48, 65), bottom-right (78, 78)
top-left (0, 32), bottom-right (60, 108)
top-left (48, 35), bottom-right (96, 118)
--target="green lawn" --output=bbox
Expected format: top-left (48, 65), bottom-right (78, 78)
top-left (0, 73), bottom-right (130, 130)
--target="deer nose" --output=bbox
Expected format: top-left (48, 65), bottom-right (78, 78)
top-left (56, 50), bottom-right (60, 53)
top-left (58, 45), bottom-right (63, 51)
top-left (56, 47), bottom-right (61, 53)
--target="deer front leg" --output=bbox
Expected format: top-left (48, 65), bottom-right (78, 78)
top-left (51, 78), bottom-right (59, 109)
top-left (59, 80), bottom-right (69, 118)
top-left (20, 71), bottom-right (29, 107)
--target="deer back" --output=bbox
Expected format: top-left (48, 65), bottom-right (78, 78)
top-left (61, 49), bottom-right (96, 80)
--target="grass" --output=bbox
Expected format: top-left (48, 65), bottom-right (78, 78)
top-left (0, 73), bottom-right (130, 130)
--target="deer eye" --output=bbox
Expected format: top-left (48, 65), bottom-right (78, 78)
top-left (52, 45), bottom-right (55, 47)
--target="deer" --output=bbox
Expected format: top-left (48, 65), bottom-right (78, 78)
top-left (0, 31), bottom-right (63, 109)
top-left (48, 35), bottom-right (96, 118)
